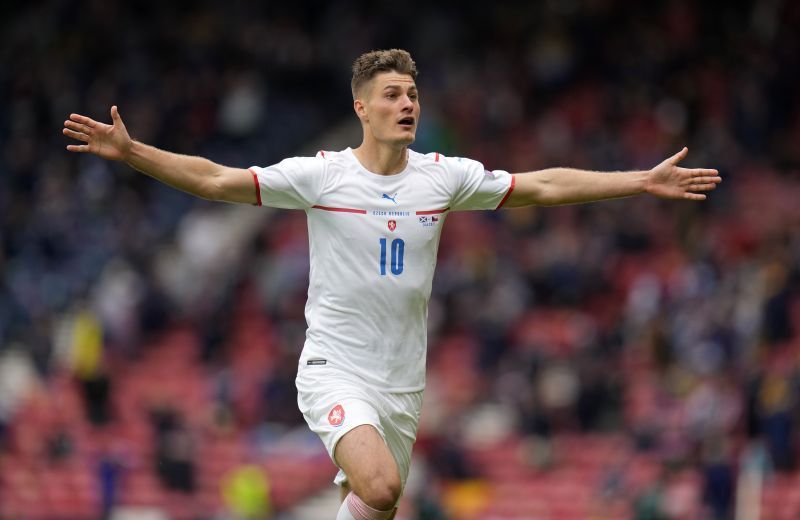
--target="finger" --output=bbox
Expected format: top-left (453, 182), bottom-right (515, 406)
top-left (63, 127), bottom-right (90, 142)
top-left (684, 192), bottom-right (706, 201)
top-left (66, 144), bottom-right (90, 153)
top-left (692, 183), bottom-right (718, 191)
top-left (686, 176), bottom-right (722, 185)
top-left (670, 146), bottom-right (689, 164)
top-left (64, 120), bottom-right (92, 134)
top-left (111, 105), bottom-right (122, 124)
top-left (69, 113), bottom-right (97, 128)
top-left (689, 168), bottom-right (719, 177)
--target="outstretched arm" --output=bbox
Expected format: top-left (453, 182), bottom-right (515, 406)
top-left (503, 147), bottom-right (721, 208)
top-left (63, 106), bottom-right (257, 204)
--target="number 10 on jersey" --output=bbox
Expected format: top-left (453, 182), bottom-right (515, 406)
top-left (379, 238), bottom-right (405, 275)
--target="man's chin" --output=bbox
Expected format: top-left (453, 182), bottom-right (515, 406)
top-left (396, 133), bottom-right (416, 146)
top-left (374, 131), bottom-right (416, 147)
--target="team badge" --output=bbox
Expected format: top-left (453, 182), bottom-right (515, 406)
top-left (328, 404), bottom-right (345, 427)
top-left (388, 220), bottom-right (397, 231)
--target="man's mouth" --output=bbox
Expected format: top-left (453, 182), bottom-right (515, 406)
top-left (398, 117), bottom-right (415, 128)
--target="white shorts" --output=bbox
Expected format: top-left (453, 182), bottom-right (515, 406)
top-left (296, 361), bottom-right (423, 488)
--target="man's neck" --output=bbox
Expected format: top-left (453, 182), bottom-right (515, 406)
top-left (352, 141), bottom-right (408, 176)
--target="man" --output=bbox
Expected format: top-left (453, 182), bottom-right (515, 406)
top-left (63, 49), bottom-right (721, 520)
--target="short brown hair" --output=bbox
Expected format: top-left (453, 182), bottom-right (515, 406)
top-left (351, 49), bottom-right (417, 99)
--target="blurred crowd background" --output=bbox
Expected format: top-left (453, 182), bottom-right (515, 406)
top-left (2, 0), bottom-right (800, 519)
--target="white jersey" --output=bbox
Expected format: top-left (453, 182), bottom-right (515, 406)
top-left (249, 148), bottom-right (515, 391)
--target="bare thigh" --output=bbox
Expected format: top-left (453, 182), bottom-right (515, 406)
top-left (334, 424), bottom-right (401, 507)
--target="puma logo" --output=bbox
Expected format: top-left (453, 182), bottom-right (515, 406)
top-left (382, 193), bottom-right (398, 204)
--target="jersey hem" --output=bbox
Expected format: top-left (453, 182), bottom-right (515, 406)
top-left (298, 356), bottom-right (425, 394)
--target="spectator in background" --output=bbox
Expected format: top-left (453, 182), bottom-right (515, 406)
top-left (425, 423), bottom-right (474, 482)
top-left (260, 349), bottom-right (305, 427)
top-left (98, 453), bottom-right (122, 520)
top-left (576, 354), bottom-right (623, 432)
top-left (757, 366), bottom-right (796, 472)
top-left (149, 404), bottom-right (197, 493)
top-left (518, 383), bottom-right (554, 470)
top-left (0, 350), bottom-right (38, 450)
top-left (634, 465), bottom-right (669, 520)
top-left (44, 424), bottom-right (73, 463)
top-left (221, 464), bottom-right (272, 520)
top-left (701, 438), bottom-right (735, 520)
top-left (211, 367), bottom-right (237, 435)
top-left (70, 303), bottom-right (113, 426)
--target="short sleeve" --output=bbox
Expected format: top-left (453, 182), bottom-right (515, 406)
top-left (446, 156), bottom-right (515, 211)
top-left (249, 157), bottom-right (325, 210)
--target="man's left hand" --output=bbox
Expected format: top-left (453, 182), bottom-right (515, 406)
top-left (646, 147), bottom-right (721, 201)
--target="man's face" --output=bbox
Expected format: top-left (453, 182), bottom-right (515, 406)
top-left (357, 71), bottom-right (420, 146)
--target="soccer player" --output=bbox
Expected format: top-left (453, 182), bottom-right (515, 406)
top-left (63, 49), bottom-right (721, 520)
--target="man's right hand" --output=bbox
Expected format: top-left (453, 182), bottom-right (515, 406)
top-left (63, 106), bottom-right (133, 162)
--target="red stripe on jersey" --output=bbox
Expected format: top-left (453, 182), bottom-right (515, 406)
top-left (312, 205), bottom-right (367, 214)
top-left (435, 152), bottom-right (440, 162)
top-left (416, 207), bottom-right (449, 215)
top-left (319, 150), bottom-right (326, 158)
top-left (495, 175), bottom-right (516, 210)
top-left (248, 168), bottom-right (262, 206)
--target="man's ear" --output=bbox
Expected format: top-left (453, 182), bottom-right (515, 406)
top-left (354, 99), bottom-right (369, 122)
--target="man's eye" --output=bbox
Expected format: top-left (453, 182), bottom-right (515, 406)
top-left (386, 93), bottom-right (396, 99)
